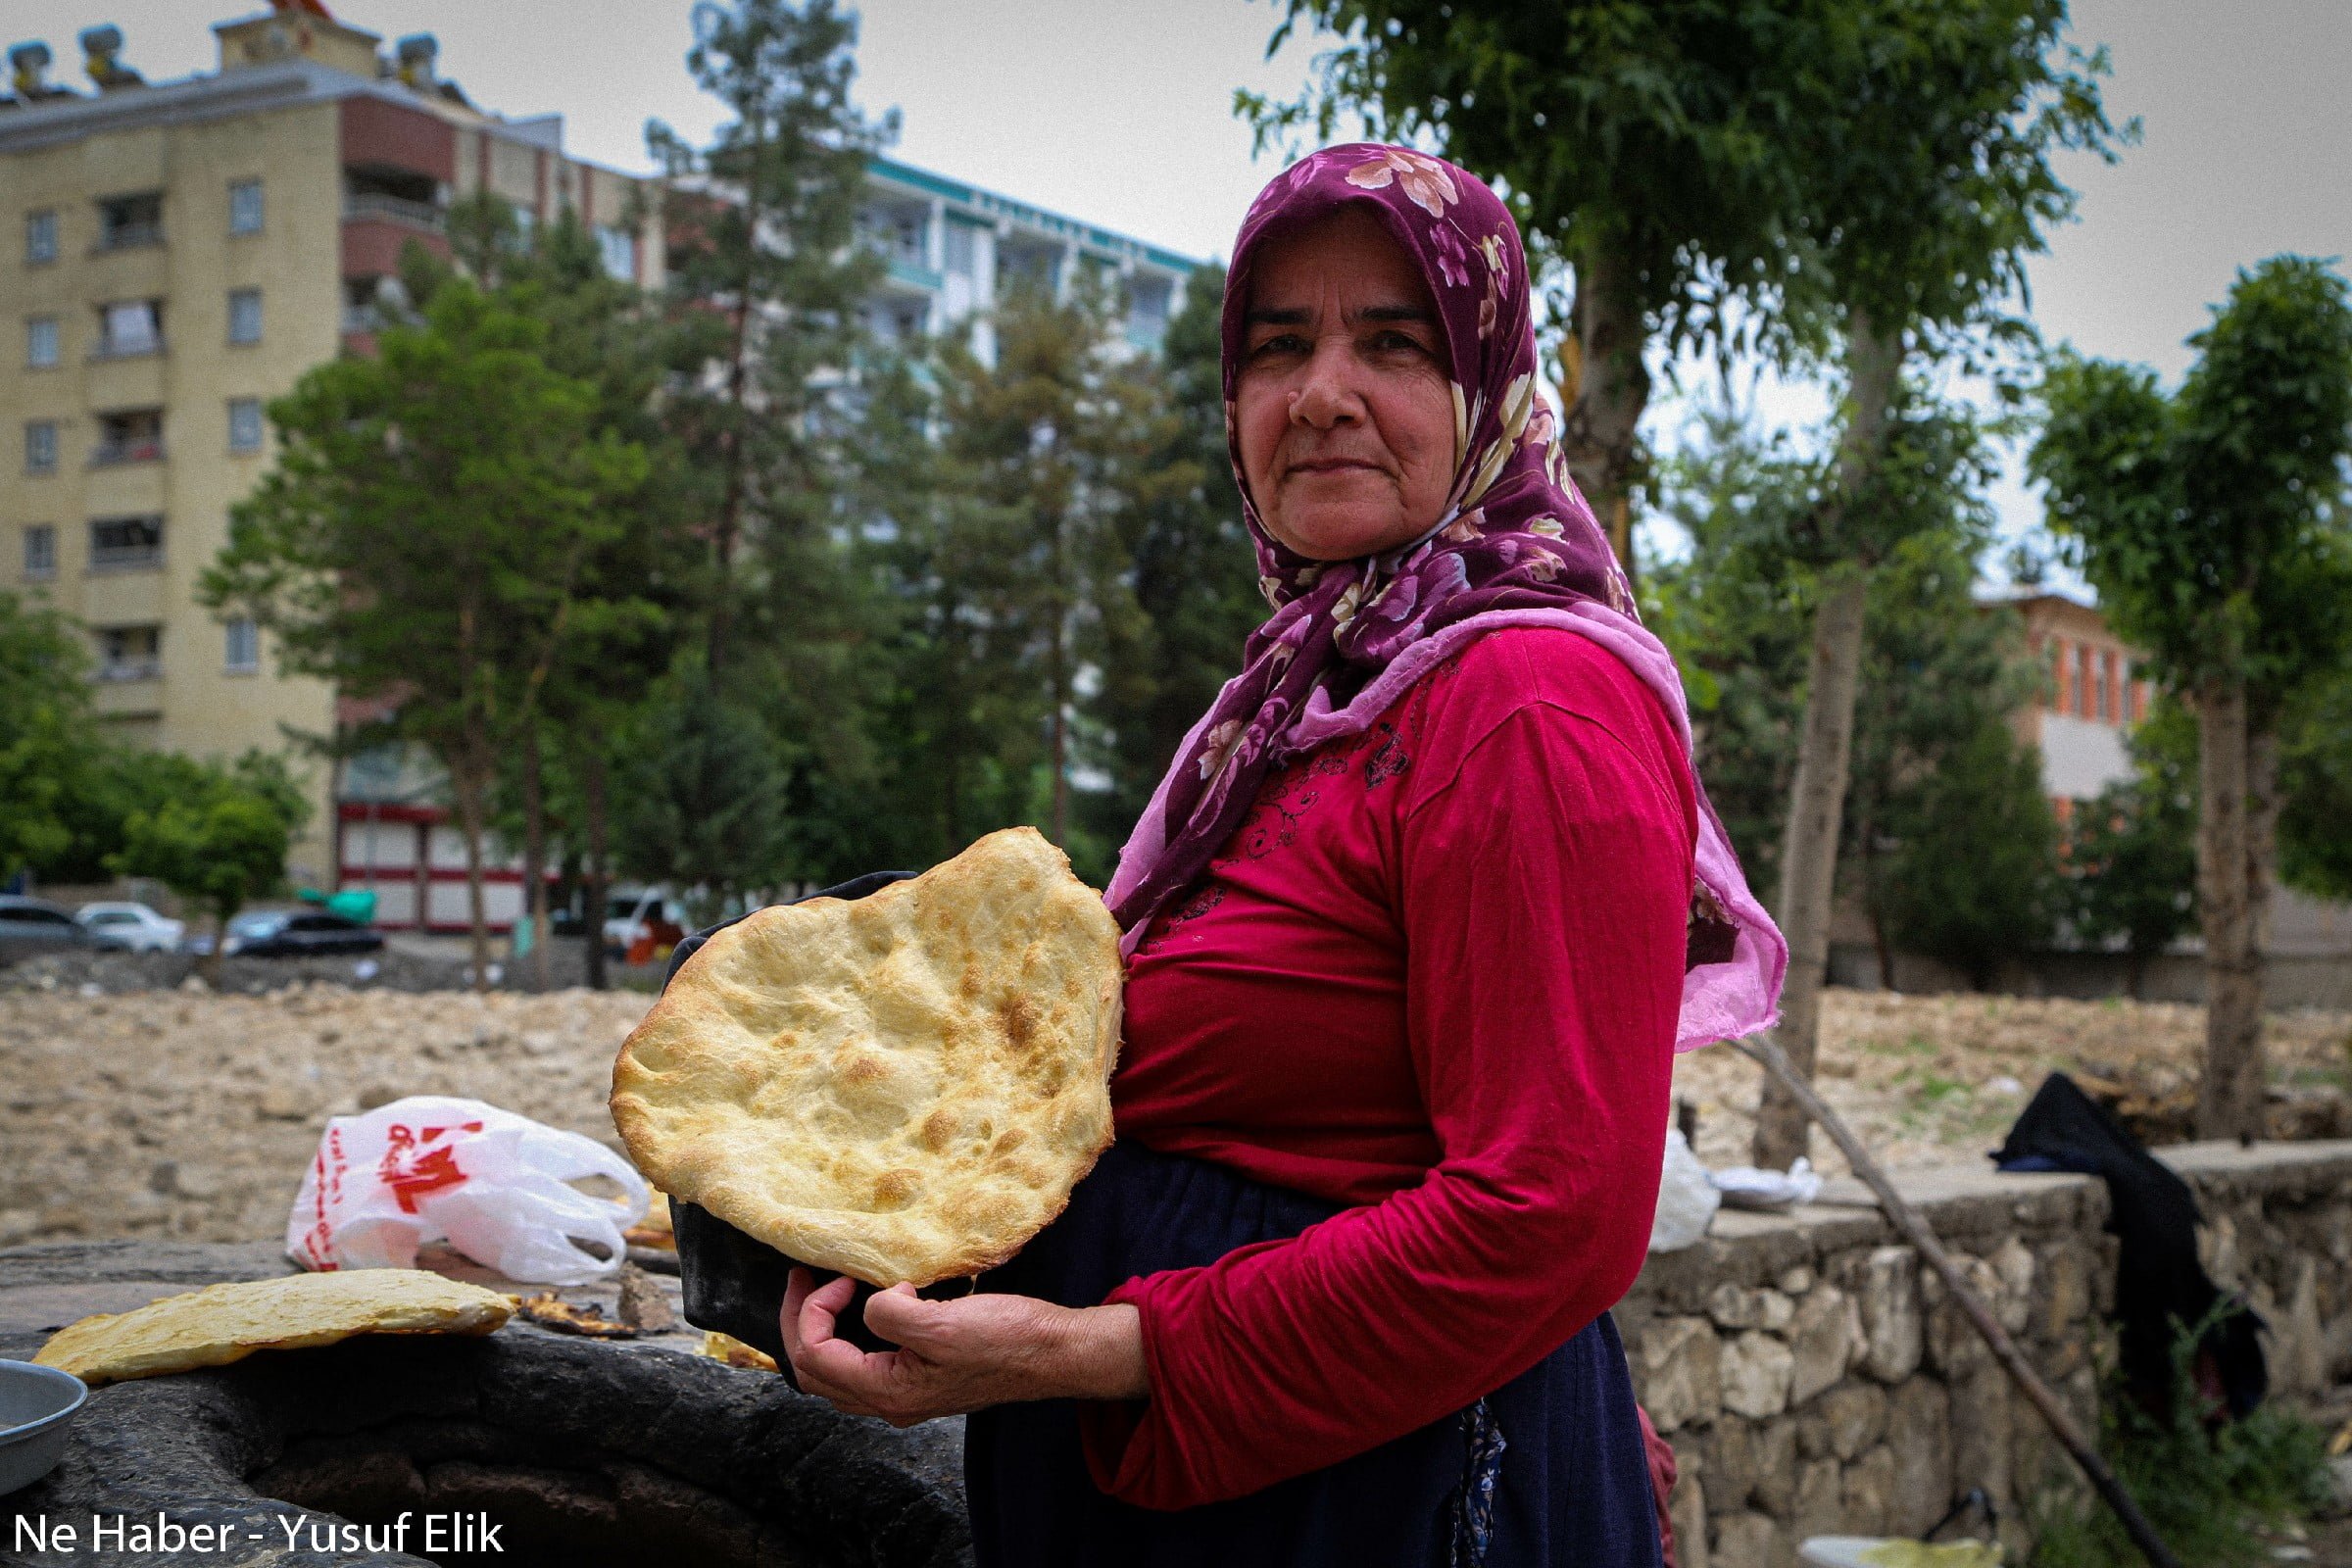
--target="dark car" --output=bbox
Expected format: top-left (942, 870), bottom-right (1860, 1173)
top-left (0, 896), bottom-right (95, 961)
top-left (222, 909), bottom-right (385, 958)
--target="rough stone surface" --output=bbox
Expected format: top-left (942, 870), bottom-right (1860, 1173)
top-left (1839, 1444), bottom-right (1895, 1538)
top-left (1813, 1382), bottom-right (1886, 1462)
top-left (1887, 1379), bottom-right (1955, 1540)
top-left (1639, 1315), bottom-right (1723, 1434)
top-left (1786, 1284), bottom-right (1852, 1407)
top-left (0, 1243), bottom-right (969, 1567)
top-left (1858, 1247), bottom-right (1923, 1383)
top-left (1719, 1331), bottom-right (1795, 1421)
top-left (1709, 1511), bottom-right (1778, 1568)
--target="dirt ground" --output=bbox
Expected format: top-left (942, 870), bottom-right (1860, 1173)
top-left (0, 983), bottom-right (2345, 1247)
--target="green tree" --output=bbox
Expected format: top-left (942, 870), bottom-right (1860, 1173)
top-left (1088, 264), bottom-right (1265, 843)
top-left (112, 753), bottom-right (309, 980)
top-left (648, 0), bottom-right (896, 676)
top-left (2280, 667), bottom-right (2352, 904)
top-left (1875, 720), bottom-right (2059, 989)
top-left (612, 663), bottom-right (797, 924)
top-left (205, 280), bottom-right (648, 985)
top-left (2069, 699), bottom-right (2200, 998)
top-left (932, 274), bottom-right (1184, 869)
top-left (2033, 256), bottom-right (2352, 1138)
top-left (0, 592), bottom-right (96, 882)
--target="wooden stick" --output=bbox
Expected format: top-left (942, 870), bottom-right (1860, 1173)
top-left (1738, 1034), bottom-right (2181, 1568)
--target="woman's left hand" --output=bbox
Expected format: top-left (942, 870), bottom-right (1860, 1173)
top-left (781, 1267), bottom-right (1149, 1427)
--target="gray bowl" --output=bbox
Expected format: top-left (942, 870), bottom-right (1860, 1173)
top-left (0, 1359), bottom-right (87, 1495)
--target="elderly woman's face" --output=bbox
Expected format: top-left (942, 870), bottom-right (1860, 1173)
top-left (1236, 208), bottom-right (1456, 562)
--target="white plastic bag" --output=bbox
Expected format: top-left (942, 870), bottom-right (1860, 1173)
top-left (287, 1095), bottom-right (649, 1285)
top-left (1711, 1156), bottom-right (1824, 1211)
top-left (1648, 1128), bottom-right (1721, 1251)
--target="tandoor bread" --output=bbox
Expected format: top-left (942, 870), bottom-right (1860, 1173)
top-left (33, 1269), bottom-right (514, 1387)
top-left (609, 827), bottom-right (1123, 1288)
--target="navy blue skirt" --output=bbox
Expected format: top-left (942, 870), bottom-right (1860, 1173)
top-left (965, 1141), bottom-right (1664, 1567)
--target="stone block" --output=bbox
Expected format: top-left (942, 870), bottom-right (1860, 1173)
top-left (1791, 1455), bottom-right (1844, 1543)
top-left (1722, 1330), bottom-right (1796, 1419)
top-left (1777, 1265), bottom-right (1815, 1296)
top-left (1710, 1511), bottom-right (1778, 1568)
top-left (1700, 1419), bottom-right (1756, 1515)
top-left (2278, 1254), bottom-right (2327, 1395)
top-left (1988, 1237), bottom-right (2035, 1335)
top-left (1887, 1379), bottom-right (1954, 1539)
top-left (1923, 1252), bottom-right (2000, 1375)
top-left (1950, 1362), bottom-right (2012, 1509)
top-left (1751, 1418), bottom-right (1797, 1519)
top-left (2035, 1241), bottom-right (2096, 1341)
top-left (1669, 1466), bottom-right (1712, 1568)
top-left (1709, 1282), bottom-right (1796, 1333)
top-left (1841, 1443), bottom-right (1896, 1537)
top-left (1815, 1380), bottom-right (1886, 1461)
top-left (1640, 1314), bottom-right (1723, 1433)
top-left (1859, 1246), bottom-right (1923, 1383)
top-left (1787, 1284), bottom-right (1852, 1407)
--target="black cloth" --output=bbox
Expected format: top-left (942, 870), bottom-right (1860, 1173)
top-left (662, 871), bottom-right (941, 1370)
top-left (966, 1139), bottom-right (1664, 1568)
top-left (1992, 1072), bottom-right (2266, 1416)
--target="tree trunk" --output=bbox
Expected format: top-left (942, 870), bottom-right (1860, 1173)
top-left (520, 720), bottom-right (551, 993)
top-left (582, 747), bottom-right (610, 992)
top-left (1752, 313), bottom-right (1901, 1171)
top-left (453, 763), bottom-right (490, 993)
top-left (1753, 565), bottom-right (1871, 1167)
top-left (2196, 675), bottom-right (2266, 1139)
top-left (203, 908), bottom-right (227, 986)
top-left (706, 125), bottom-right (770, 678)
top-left (1558, 243), bottom-right (1651, 584)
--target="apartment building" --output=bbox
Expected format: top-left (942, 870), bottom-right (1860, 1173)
top-left (3, 4), bottom-right (1201, 927)
top-left (858, 155), bottom-right (1199, 363)
top-left (0, 4), bottom-right (665, 892)
top-left (2008, 592), bottom-right (2151, 823)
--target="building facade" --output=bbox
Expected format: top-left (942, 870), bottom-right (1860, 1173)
top-left (1, 5), bottom-right (664, 898)
top-left (5, 5), bottom-right (1202, 928)
top-left (2007, 592), bottom-right (2152, 822)
top-left (858, 156), bottom-right (1198, 363)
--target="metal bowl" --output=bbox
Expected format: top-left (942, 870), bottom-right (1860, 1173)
top-left (0, 1359), bottom-right (87, 1495)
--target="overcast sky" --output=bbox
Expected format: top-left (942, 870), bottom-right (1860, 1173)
top-left (34, 0), bottom-right (2352, 568)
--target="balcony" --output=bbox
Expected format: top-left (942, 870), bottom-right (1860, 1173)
top-left (886, 255), bottom-right (944, 293)
top-left (89, 440), bottom-right (166, 467)
top-left (92, 221), bottom-right (163, 254)
top-left (95, 658), bottom-right (162, 683)
top-left (344, 192), bottom-right (443, 229)
top-left (89, 541), bottom-right (163, 573)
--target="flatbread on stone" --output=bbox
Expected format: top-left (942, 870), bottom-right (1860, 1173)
top-left (609, 827), bottom-right (1123, 1287)
top-left (33, 1269), bottom-right (514, 1387)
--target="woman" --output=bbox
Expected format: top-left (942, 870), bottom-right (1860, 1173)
top-left (778, 144), bottom-right (1786, 1565)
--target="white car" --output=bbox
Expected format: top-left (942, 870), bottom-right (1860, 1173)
top-left (75, 902), bottom-right (185, 953)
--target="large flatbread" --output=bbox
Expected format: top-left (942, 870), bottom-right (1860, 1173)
top-left (33, 1270), bottom-right (514, 1387)
top-left (610, 827), bottom-right (1123, 1287)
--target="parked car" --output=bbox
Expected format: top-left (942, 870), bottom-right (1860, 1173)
top-left (603, 888), bottom-right (688, 961)
top-left (75, 902), bottom-right (185, 953)
top-left (214, 909), bottom-right (385, 958)
top-left (0, 896), bottom-right (93, 959)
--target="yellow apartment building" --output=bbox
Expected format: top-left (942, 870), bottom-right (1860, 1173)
top-left (0, 4), bottom-right (665, 888)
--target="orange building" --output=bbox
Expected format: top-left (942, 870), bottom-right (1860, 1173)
top-left (2005, 592), bottom-right (2150, 825)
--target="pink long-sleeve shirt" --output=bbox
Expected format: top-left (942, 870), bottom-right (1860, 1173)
top-left (1083, 626), bottom-right (1694, 1510)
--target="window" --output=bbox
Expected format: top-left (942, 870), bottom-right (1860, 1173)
top-left (228, 398), bottom-right (264, 454)
top-left (943, 221), bottom-right (977, 277)
top-left (88, 515), bottom-right (163, 571)
top-left (95, 301), bottom-right (161, 358)
top-left (24, 420), bottom-right (56, 474)
top-left (227, 288), bottom-right (263, 345)
top-left (26, 316), bottom-right (59, 368)
top-left (96, 624), bottom-right (162, 681)
top-left (91, 410), bottom-right (163, 466)
top-left (224, 617), bottom-right (260, 674)
top-left (95, 192), bottom-right (163, 252)
top-left (228, 178), bottom-right (263, 235)
top-left (2077, 645), bottom-right (2094, 719)
top-left (342, 278), bottom-right (382, 336)
top-left (25, 209), bottom-right (57, 265)
top-left (23, 525), bottom-right (56, 579)
top-left (597, 224), bottom-right (636, 282)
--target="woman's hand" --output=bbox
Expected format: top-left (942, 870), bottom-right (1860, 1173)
top-left (780, 1267), bottom-right (1148, 1428)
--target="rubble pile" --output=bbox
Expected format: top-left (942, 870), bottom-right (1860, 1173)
top-left (0, 984), bottom-right (2344, 1246)
top-left (0, 984), bottom-right (652, 1247)
top-left (1672, 990), bottom-right (2352, 1177)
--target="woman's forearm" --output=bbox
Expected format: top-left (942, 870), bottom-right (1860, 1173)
top-left (1055, 1301), bottom-right (1150, 1401)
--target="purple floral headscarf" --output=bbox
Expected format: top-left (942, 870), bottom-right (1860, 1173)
top-left (1103, 144), bottom-right (1785, 1051)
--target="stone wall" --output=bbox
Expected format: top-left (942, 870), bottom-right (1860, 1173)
top-left (1618, 1140), bottom-right (2352, 1568)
